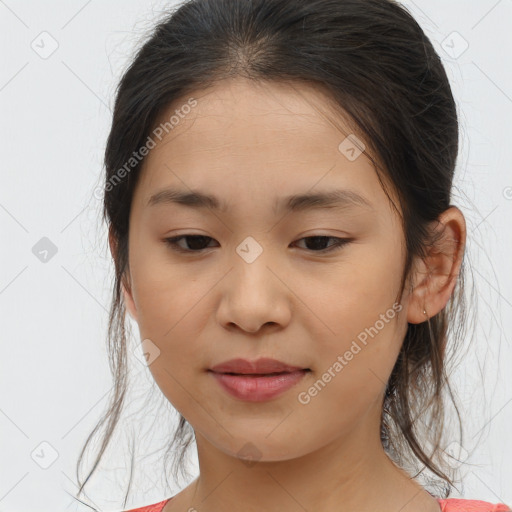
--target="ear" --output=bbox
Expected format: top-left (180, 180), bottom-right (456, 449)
top-left (108, 225), bottom-right (138, 322)
top-left (406, 206), bottom-right (466, 324)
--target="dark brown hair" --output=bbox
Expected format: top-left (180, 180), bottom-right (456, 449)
top-left (76, 0), bottom-right (470, 506)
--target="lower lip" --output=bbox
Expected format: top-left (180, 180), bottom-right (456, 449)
top-left (209, 370), bottom-right (308, 402)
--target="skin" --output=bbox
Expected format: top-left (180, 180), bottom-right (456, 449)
top-left (111, 77), bottom-right (466, 512)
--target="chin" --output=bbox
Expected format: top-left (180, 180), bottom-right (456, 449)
top-left (209, 432), bottom-right (312, 464)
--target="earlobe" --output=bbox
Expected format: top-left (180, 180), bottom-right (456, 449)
top-left (406, 206), bottom-right (466, 324)
top-left (406, 257), bottom-right (430, 324)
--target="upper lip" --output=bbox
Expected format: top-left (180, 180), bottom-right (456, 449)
top-left (209, 358), bottom-right (307, 375)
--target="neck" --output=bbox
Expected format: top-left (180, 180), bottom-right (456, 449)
top-left (179, 408), bottom-right (439, 512)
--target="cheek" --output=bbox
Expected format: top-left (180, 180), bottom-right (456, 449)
top-left (127, 255), bottom-right (214, 403)
top-left (131, 264), bottom-right (209, 413)
top-left (299, 242), bottom-right (405, 388)
top-left (129, 244), bottom-right (206, 334)
top-left (295, 305), bottom-right (403, 434)
top-left (302, 246), bottom-right (403, 338)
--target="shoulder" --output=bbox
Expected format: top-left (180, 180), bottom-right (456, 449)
top-left (124, 498), bottom-right (512, 512)
top-left (124, 497), bottom-right (173, 512)
top-left (438, 499), bottom-right (512, 512)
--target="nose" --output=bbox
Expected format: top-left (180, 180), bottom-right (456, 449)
top-left (215, 248), bottom-right (292, 334)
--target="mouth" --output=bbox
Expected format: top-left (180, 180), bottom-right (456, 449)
top-left (209, 357), bottom-right (310, 375)
top-left (207, 361), bottom-right (311, 402)
top-left (208, 368), bottom-right (311, 379)
top-left (213, 371), bottom-right (311, 376)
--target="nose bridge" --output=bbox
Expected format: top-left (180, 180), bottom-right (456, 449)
top-left (216, 235), bottom-right (291, 332)
top-left (235, 235), bottom-right (266, 266)
top-left (231, 235), bottom-right (275, 297)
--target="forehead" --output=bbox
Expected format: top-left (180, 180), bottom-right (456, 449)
top-left (153, 78), bottom-right (359, 152)
top-left (133, 77), bottom-right (395, 213)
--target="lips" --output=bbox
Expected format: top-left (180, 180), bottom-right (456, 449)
top-left (209, 357), bottom-right (307, 375)
top-left (208, 358), bottom-right (311, 401)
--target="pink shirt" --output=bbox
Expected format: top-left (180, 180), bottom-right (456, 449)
top-left (125, 497), bottom-right (512, 512)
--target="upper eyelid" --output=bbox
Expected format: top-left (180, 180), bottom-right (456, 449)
top-left (165, 234), bottom-right (346, 243)
top-left (164, 234), bottom-right (351, 252)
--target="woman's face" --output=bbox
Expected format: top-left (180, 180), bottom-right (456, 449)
top-left (122, 78), bottom-right (412, 462)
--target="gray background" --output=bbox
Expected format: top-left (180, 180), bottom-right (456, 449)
top-left (1, 0), bottom-right (511, 510)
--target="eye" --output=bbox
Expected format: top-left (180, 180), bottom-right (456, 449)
top-left (164, 234), bottom-right (352, 254)
top-left (164, 235), bottom-right (218, 252)
top-left (292, 235), bottom-right (352, 253)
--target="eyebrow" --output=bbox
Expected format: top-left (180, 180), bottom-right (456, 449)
top-left (146, 187), bottom-right (373, 214)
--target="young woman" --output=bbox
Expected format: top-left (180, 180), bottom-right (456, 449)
top-left (76, 0), bottom-right (511, 511)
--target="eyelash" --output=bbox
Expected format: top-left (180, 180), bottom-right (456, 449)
top-left (163, 235), bottom-right (352, 254)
